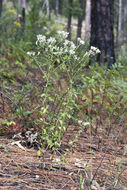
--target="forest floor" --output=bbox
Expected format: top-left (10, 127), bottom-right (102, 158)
top-left (0, 55), bottom-right (127, 189)
top-left (0, 125), bottom-right (127, 190)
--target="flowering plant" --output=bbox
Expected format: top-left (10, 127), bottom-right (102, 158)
top-left (31, 31), bottom-right (100, 64)
top-left (28, 31), bottom-right (100, 81)
top-left (34, 31), bottom-right (82, 61)
top-left (26, 31), bottom-right (101, 149)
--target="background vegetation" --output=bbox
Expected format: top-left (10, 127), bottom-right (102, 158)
top-left (0, 1), bottom-right (127, 188)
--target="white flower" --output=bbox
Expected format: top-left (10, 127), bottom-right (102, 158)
top-left (57, 30), bottom-right (69, 38)
top-left (80, 40), bottom-right (85, 45)
top-left (43, 26), bottom-right (48, 30)
top-left (90, 46), bottom-right (101, 54)
top-left (70, 42), bottom-right (76, 50)
top-left (69, 49), bottom-right (75, 55)
top-left (89, 50), bottom-right (95, 55)
top-left (53, 51), bottom-right (62, 55)
top-left (36, 35), bottom-right (46, 45)
top-left (77, 37), bottom-right (85, 45)
top-left (96, 49), bottom-right (101, 54)
top-left (91, 46), bottom-right (97, 51)
top-left (47, 37), bottom-right (56, 44)
top-left (64, 40), bottom-right (70, 46)
top-left (74, 55), bottom-right (78, 60)
top-left (27, 51), bottom-right (35, 56)
top-left (27, 52), bottom-right (30, 55)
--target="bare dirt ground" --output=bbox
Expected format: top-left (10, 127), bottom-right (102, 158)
top-left (0, 125), bottom-right (127, 190)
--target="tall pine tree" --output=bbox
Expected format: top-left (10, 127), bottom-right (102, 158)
top-left (67, 0), bottom-right (73, 40)
top-left (90, 0), bottom-right (115, 66)
top-left (0, 0), bottom-right (2, 17)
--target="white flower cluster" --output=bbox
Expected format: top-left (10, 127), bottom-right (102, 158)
top-left (28, 31), bottom-right (87, 61)
top-left (47, 40), bottom-right (77, 57)
top-left (63, 40), bottom-right (77, 55)
top-left (63, 40), bottom-right (76, 50)
top-left (74, 55), bottom-right (79, 60)
top-left (43, 26), bottom-right (48, 30)
top-left (47, 37), bottom-right (56, 44)
top-left (57, 30), bottom-right (69, 38)
top-left (36, 34), bottom-right (46, 45)
top-left (35, 32), bottom-right (77, 57)
top-left (89, 46), bottom-right (101, 55)
top-left (27, 51), bottom-right (35, 56)
top-left (64, 40), bottom-right (70, 46)
top-left (69, 49), bottom-right (75, 55)
top-left (77, 37), bottom-right (85, 45)
top-left (69, 41), bottom-right (76, 50)
top-left (46, 46), bottom-right (65, 56)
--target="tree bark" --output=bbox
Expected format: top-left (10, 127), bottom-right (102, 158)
top-left (45, 0), bottom-right (50, 19)
top-left (22, 0), bottom-right (26, 9)
top-left (77, 0), bottom-right (84, 39)
top-left (123, 0), bottom-right (127, 42)
top-left (117, 0), bottom-right (122, 46)
top-left (62, 0), bottom-right (65, 16)
top-left (84, 0), bottom-right (91, 40)
top-left (42, 0), bottom-right (50, 19)
top-left (0, 0), bottom-right (2, 17)
top-left (22, 0), bottom-right (26, 25)
top-left (55, 0), bottom-right (59, 17)
top-left (90, 0), bottom-right (115, 66)
top-left (67, 0), bottom-right (73, 40)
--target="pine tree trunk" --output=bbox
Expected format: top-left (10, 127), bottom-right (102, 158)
top-left (84, 0), bottom-right (91, 40)
top-left (55, 0), bottom-right (59, 17)
top-left (90, 0), bottom-right (115, 66)
top-left (117, 0), bottom-right (122, 46)
top-left (77, 0), bottom-right (84, 39)
top-left (123, 0), bottom-right (127, 42)
top-left (45, 0), bottom-right (50, 19)
top-left (62, 0), bottom-right (65, 16)
top-left (67, 0), bottom-right (73, 40)
top-left (22, 0), bottom-right (26, 25)
top-left (0, 0), bottom-right (2, 17)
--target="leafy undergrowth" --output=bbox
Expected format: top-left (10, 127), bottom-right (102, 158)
top-left (0, 32), bottom-right (127, 189)
top-left (0, 73), bottom-right (127, 189)
top-left (0, 125), bottom-right (127, 190)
